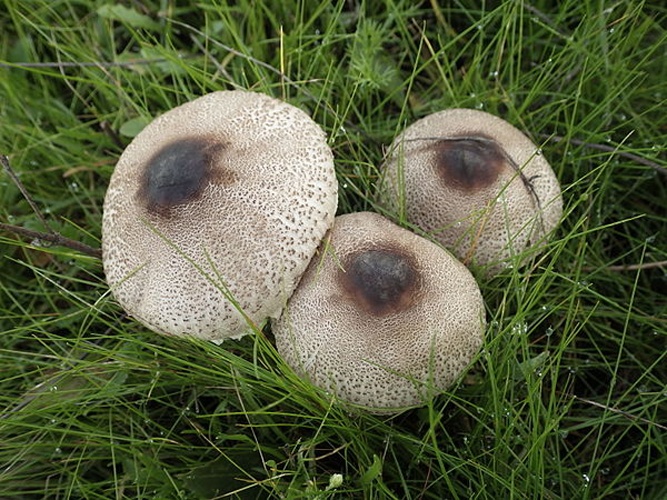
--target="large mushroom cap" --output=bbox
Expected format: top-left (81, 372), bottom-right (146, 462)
top-left (102, 91), bottom-right (337, 342)
top-left (377, 108), bottom-right (563, 276)
top-left (272, 212), bottom-right (485, 413)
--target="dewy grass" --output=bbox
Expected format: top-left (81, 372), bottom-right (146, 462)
top-left (1, 0), bottom-right (666, 498)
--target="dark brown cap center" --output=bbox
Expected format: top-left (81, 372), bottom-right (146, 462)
top-left (340, 248), bottom-right (420, 316)
top-left (431, 137), bottom-right (506, 191)
top-left (137, 138), bottom-right (231, 216)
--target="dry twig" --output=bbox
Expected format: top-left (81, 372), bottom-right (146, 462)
top-left (0, 155), bottom-right (102, 259)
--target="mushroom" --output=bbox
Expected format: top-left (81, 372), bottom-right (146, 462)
top-left (272, 212), bottom-right (485, 413)
top-left (377, 108), bottom-right (563, 276)
top-left (102, 90), bottom-right (337, 342)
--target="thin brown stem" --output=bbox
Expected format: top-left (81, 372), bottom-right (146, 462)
top-left (600, 260), bottom-right (667, 272)
top-left (99, 121), bottom-right (125, 150)
top-left (573, 395), bottom-right (667, 431)
top-left (170, 19), bottom-right (342, 120)
top-left (2, 155), bottom-right (53, 233)
top-left (542, 134), bottom-right (667, 176)
top-left (189, 34), bottom-right (242, 89)
top-left (0, 57), bottom-right (191, 70)
top-left (0, 222), bottom-right (102, 258)
top-left (1, 155), bottom-right (102, 259)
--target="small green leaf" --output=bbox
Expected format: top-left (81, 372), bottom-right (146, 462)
top-left (515, 350), bottom-right (550, 380)
top-left (96, 4), bottom-right (161, 31)
top-left (359, 454), bottom-right (382, 485)
top-left (119, 116), bottom-right (151, 138)
top-left (184, 449), bottom-right (267, 499)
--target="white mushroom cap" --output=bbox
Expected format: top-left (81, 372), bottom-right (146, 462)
top-left (102, 91), bottom-right (337, 342)
top-left (378, 108), bottom-right (563, 276)
top-left (272, 212), bottom-right (485, 413)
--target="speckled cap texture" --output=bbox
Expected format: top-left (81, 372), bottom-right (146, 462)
top-left (378, 108), bottom-right (563, 276)
top-left (272, 212), bottom-right (486, 413)
top-left (102, 91), bottom-right (338, 342)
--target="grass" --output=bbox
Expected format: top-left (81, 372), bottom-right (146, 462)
top-left (1, 0), bottom-right (665, 498)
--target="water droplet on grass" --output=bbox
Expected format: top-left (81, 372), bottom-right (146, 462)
top-left (511, 322), bottom-right (528, 336)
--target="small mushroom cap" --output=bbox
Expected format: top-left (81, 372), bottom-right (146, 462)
top-left (102, 91), bottom-right (337, 342)
top-left (378, 108), bottom-right (563, 275)
top-left (272, 212), bottom-right (485, 413)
